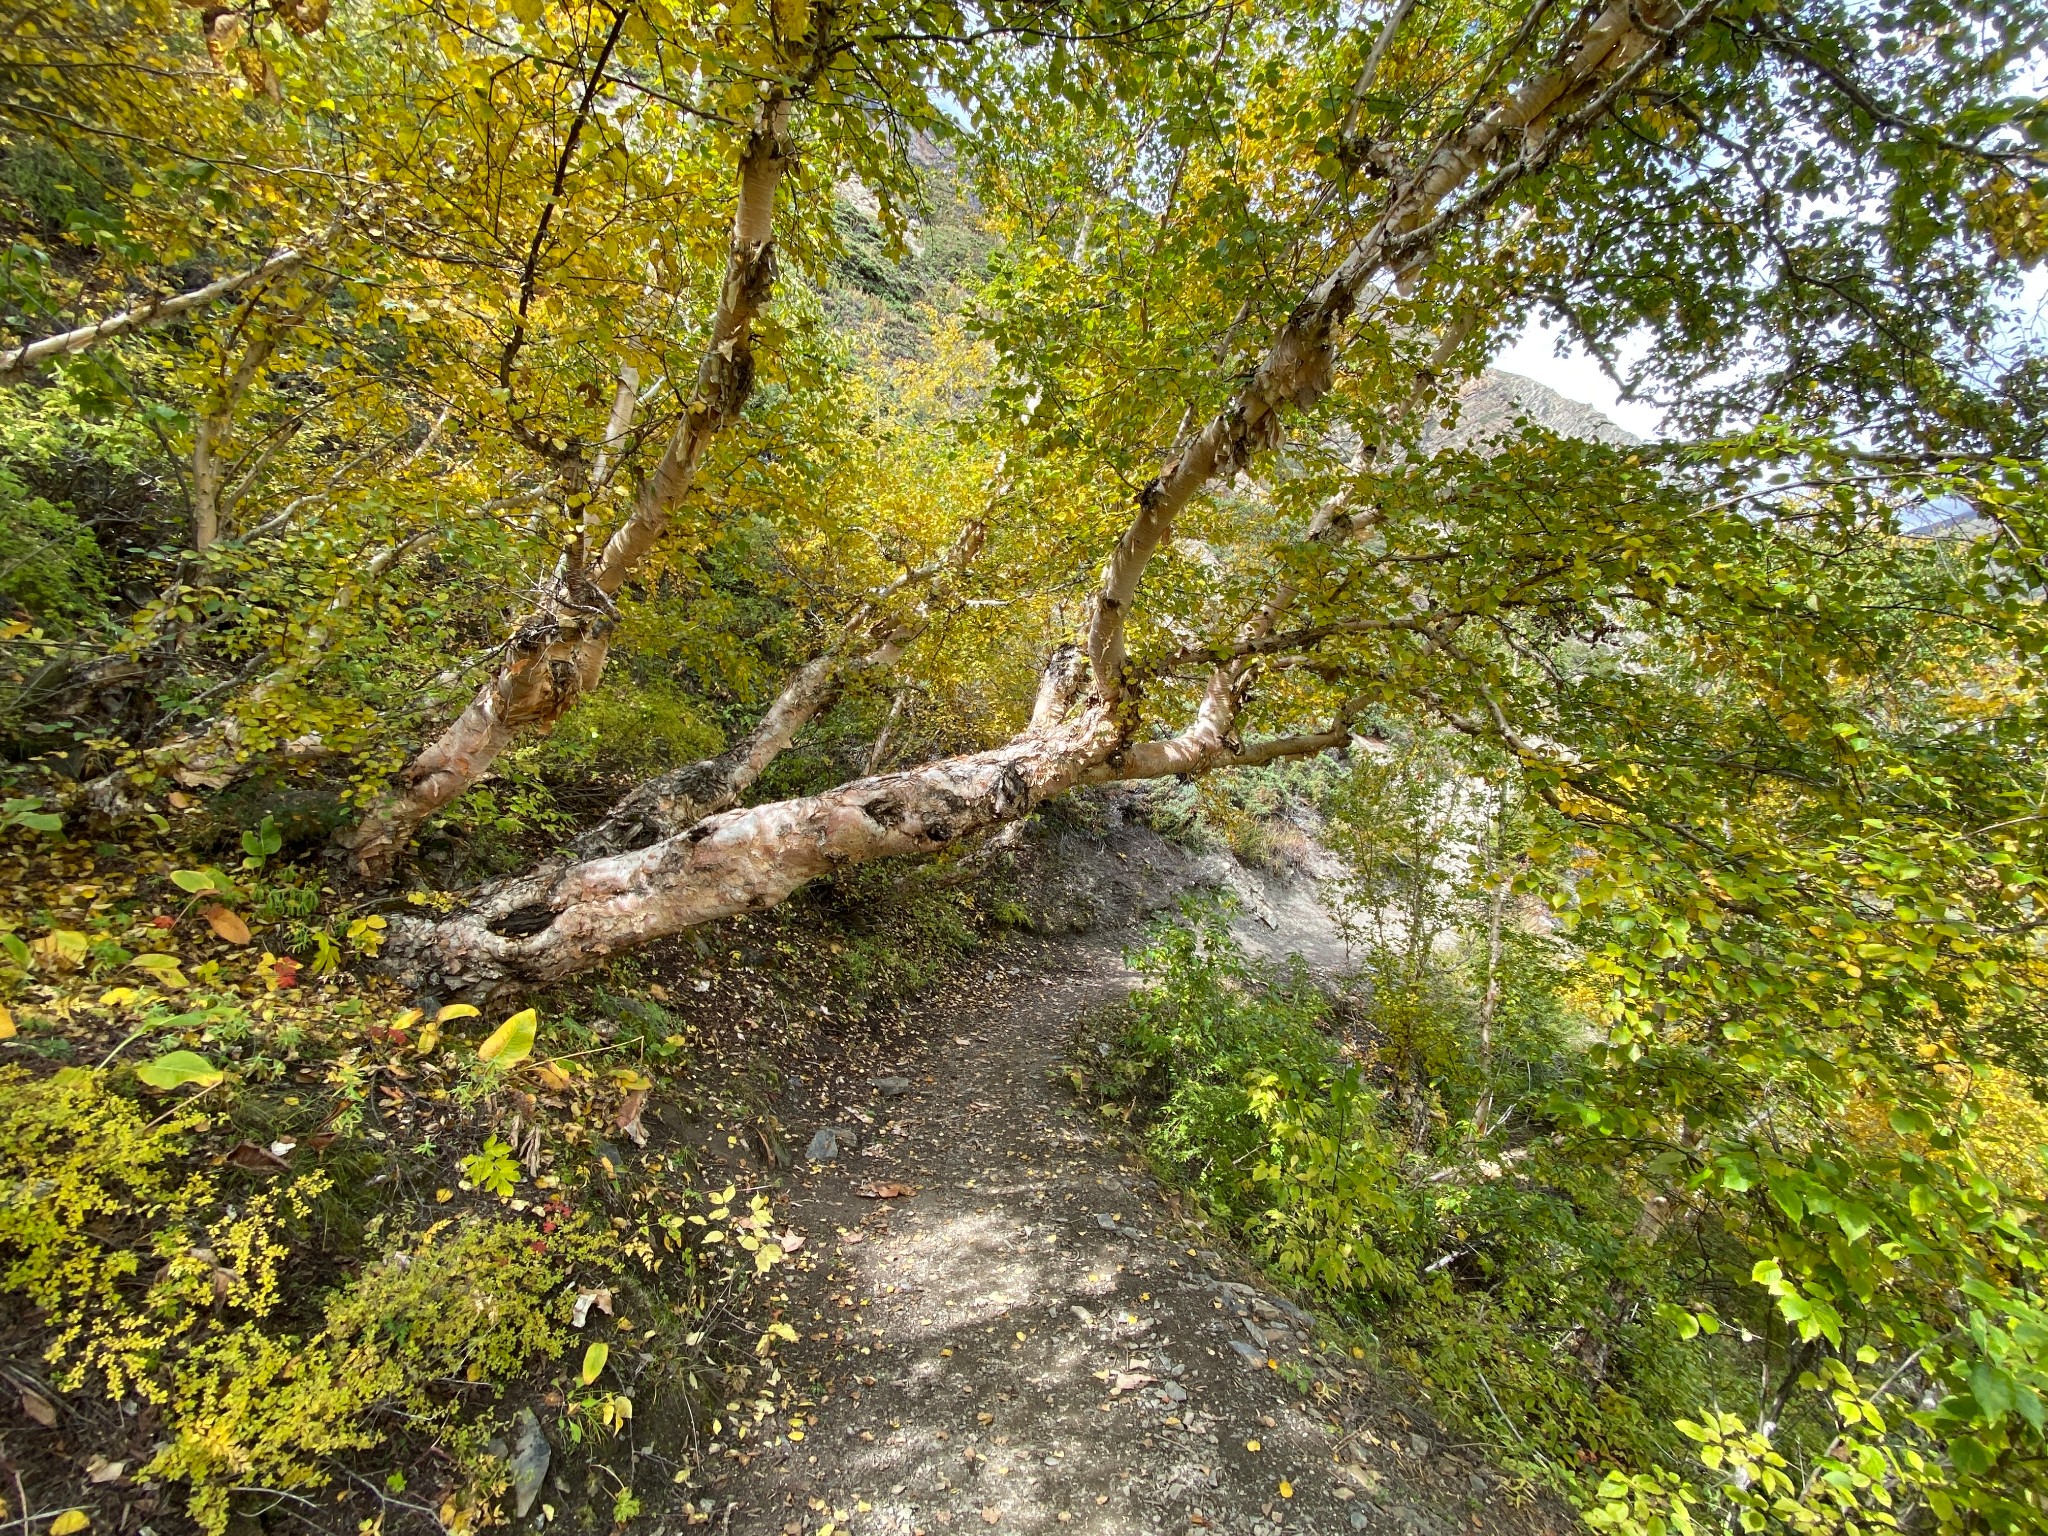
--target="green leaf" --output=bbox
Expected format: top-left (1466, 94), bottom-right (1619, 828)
top-left (1888, 1105), bottom-right (1936, 1137)
top-left (1971, 1361), bottom-right (2016, 1423)
top-left (135, 1050), bottom-right (224, 1090)
top-left (478, 1008), bottom-right (537, 1066)
top-left (1949, 1434), bottom-right (1996, 1476)
top-left (581, 1341), bottom-right (609, 1384)
top-left (169, 869), bottom-right (222, 894)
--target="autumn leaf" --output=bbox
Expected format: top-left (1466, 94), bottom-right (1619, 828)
top-left (855, 1182), bottom-right (915, 1199)
top-left (0, 1003), bottom-right (13, 1040)
top-left (31, 930), bottom-right (87, 968)
top-left (19, 1387), bottom-right (55, 1426)
top-left (479, 1008), bottom-right (537, 1066)
top-left (48, 1512), bottom-right (87, 1536)
top-left (580, 1341), bottom-right (609, 1384)
top-left (535, 1060), bottom-right (573, 1091)
top-left (201, 905), bottom-right (251, 944)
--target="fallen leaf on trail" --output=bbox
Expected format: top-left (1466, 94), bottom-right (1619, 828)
top-left (200, 905), bottom-right (251, 944)
top-left (839, 1231), bottom-right (864, 1244)
top-left (647, 983), bottom-right (669, 1001)
top-left (855, 1183), bottom-right (915, 1199)
top-left (535, 1060), bottom-right (573, 1091)
top-left (136, 1050), bottom-right (224, 1091)
top-left (222, 1141), bottom-right (288, 1172)
top-left (777, 1230), bottom-right (805, 1252)
top-left (479, 1008), bottom-right (537, 1066)
top-left (48, 1512), bottom-right (87, 1536)
top-left (435, 1002), bottom-right (480, 1024)
top-left (616, 1088), bottom-right (649, 1146)
top-left (571, 1289), bottom-right (613, 1327)
top-left (580, 1341), bottom-right (608, 1385)
top-left (19, 1387), bottom-right (55, 1425)
top-left (1110, 1371), bottom-right (1155, 1394)
top-left (85, 1457), bottom-right (125, 1484)
top-left (981, 1509), bottom-right (1001, 1525)
top-left (0, 1003), bottom-right (11, 1039)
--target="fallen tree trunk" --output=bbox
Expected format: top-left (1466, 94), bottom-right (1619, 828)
top-left (378, 702), bottom-right (1124, 997)
top-left (379, 673), bottom-right (1370, 1000)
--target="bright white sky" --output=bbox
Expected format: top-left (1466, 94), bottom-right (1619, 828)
top-left (1496, 267), bottom-right (2048, 445)
top-left (1493, 318), bottom-right (1668, 439)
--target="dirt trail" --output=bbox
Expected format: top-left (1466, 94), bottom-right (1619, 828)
top-left (700, 934), bottom-right (1570, 1536)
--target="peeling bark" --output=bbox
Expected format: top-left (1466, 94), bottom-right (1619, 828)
top-left (341, 102), bottom-right (795, 880)
top-left (1085, 0), bottom-right (1694, 706)
top-left (382, 675), bottom-right (1366, 999)
top-left (379, 704), bottom-right (1123, 998)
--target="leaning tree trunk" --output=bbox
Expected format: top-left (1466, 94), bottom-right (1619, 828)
top-left (339, 101), bottom-right (794, 882)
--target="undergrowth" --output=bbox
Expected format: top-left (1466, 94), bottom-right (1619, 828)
top-left (1079, 902), bottom-right (1772, 1512)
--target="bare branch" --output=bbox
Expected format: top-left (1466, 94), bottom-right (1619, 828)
top-left (0, 247), bottom-right (309, 384)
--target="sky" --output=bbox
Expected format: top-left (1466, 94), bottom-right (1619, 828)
top-left (1496, 268), bottom-right (2048, 445)
top-left (1493, 319), bottom-right (1667, 440)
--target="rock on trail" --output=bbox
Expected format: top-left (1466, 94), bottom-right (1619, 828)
top-left (701, 935), bottom-right (1571, 1536)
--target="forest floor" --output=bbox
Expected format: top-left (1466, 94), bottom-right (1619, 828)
top-left (694, 931), bottom-right (1573, 1536)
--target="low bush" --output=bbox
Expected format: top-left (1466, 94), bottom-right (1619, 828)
top-left (0, 1066), bottom-right (613, 1532)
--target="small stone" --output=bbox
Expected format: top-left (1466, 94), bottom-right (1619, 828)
top-left (807, 1127), bottom-right (842, 1161)
top-left (1229, 1340), bottom-right (1266, 1367)
top-left (1409, 1434), bottom-right (1431, 1458)
top-left (1095, 1213), bottom-right (1118, 1229)
top-left (1163, 1381), bottom-right (1188, 1403)
top-left (874, 1076), bottom-right (912, 1097)
top-left (508, 1407), bottom-right (550, 1518)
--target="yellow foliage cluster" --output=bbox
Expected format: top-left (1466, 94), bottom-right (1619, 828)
top-left (0, 1068), bottom-right (611, 1532)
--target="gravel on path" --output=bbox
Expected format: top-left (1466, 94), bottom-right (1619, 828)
top-left (701, 936), bottom-right (1571, 1536)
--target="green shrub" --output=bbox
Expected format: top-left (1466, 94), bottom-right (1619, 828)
top-left (529, 671), bottom-right (724, 783)
top-left (1113, 902), bottom-right (1416, 1296)
top-left (0, 1067), bottom-right (612, 1531)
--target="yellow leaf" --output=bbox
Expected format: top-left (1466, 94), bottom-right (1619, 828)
top-left (0, 1003), bottom-right (12, 1040)
top-left (435, 1003), bottom-right (481, 1023)
top-left (535, 1061), bottom-right (573, 1091)
top-left (478, 1008), bottom-right (537, 1066)
top-left (50, 1512), bottom-right (88, 1536)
